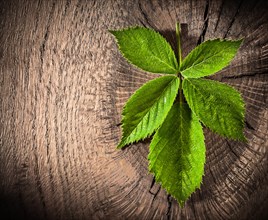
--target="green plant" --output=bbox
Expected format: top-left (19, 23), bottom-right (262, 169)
top-left (109, 23), bottom-right (246, 206)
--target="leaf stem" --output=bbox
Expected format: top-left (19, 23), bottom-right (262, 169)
top-left (176, 22), bottom-right (182, 68)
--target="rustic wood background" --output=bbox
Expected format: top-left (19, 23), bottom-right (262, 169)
top-left (0, 0), bottom-right (267, 219)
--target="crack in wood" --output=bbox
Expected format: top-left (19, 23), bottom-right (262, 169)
top-left (149, 177), bottom-right (161, 204)
top-left (138, 1), bottom-right (154, 29)
top-left (63, 0), bottom-right (71, 16)
top-left (40, 32), bottom-right (48, 72)
top-left (226, 139), bottom-right (240, 158)
top-left (197, 0), bottom-right (210, 45)
top-left (138, 18), bottom-right (147, 27)
top-left (223, 0), bottom-right (244, 38)
top-left (149, 177), bottom-right (156, 193)
top-left (116, 122), bottom-right (122, 127)
top-left (245, 120), bottom-right (255, 131)
top-left (221, 71), bottom-right (268, 79)
top-left (166, 194), bottom-right (172, 219)
top-left (214, 0), bottom-right (225, 32)
top-left (39, 1), bottom-right (56, 81)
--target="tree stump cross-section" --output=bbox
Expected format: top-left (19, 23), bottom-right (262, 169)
top-left (0, 0), bottom-right (267, 219)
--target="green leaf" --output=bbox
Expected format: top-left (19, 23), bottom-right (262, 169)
top-left (183, 78), bottom-right (246, 140)
top-left (180, 39), bottom-right (243, 78)
top-left (109, 27), bottom-right (179, 74)
top-left (148, 102), bottom-right (205, 206)
top-left (111, 23), bottom-right (246, 207)
top-left (118, 75), bottom-right (180, 148)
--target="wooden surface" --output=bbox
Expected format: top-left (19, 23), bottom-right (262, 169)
top-left (0, 0), bottom-right (267, 219)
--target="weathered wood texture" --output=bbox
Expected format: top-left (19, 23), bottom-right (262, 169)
top-left (0, 0), bottom-right (267, 219)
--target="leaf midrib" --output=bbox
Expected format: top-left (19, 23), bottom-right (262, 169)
top-left (129, 29), bottom-right (178, 73)
top-left (146, 30), bottom-right (178, 72)
top-left (123, 77), bottom-right (178, 143)
top-left (186, 79), bottom-right (242, 111)
top-left (179, 104), bottom-right (184, 199)
top-left (147, 49), bottom-right (178, 73)
top-left (181, 44), bottom-right (234, 76)
top-left (184, 79), bottom-right (243, 132)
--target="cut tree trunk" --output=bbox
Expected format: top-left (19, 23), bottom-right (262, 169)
top-left (0, 0), bottom-right (267, 219)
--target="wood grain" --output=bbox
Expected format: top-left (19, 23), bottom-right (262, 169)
top-left (0, 0), bottom-right (267, 219)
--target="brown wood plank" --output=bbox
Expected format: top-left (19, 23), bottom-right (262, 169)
top-left (0, 0), bottom-right (267, 219)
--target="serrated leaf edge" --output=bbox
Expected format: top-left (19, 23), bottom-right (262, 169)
top-left (109, 26), bottom-right (179, 74)
top-left (180, 38), bottom-right (243, 78)
top-left (147, 108), bottom-right (206, 207)
top-left (183, 78), bottom-right (247, 141)
top-left (110, 25), bottom-right (246, 206)
top-left (147, 167), bottom-right (205, 207)
top-left (117, 76), bottom-right (179, 148)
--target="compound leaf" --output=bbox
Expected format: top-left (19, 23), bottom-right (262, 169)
top-left (110, 24), bottom-right (246, 207)
top-left (109, 27), bottom-right (179, 74)
top-left (118, 75), bottom-right (180, 148)
top-left (180, 39), bottom-right (243, 78)
top-left (148, 102), bottom-right (205, 206)
top-left (183, 78), bottom-right (246, 140)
